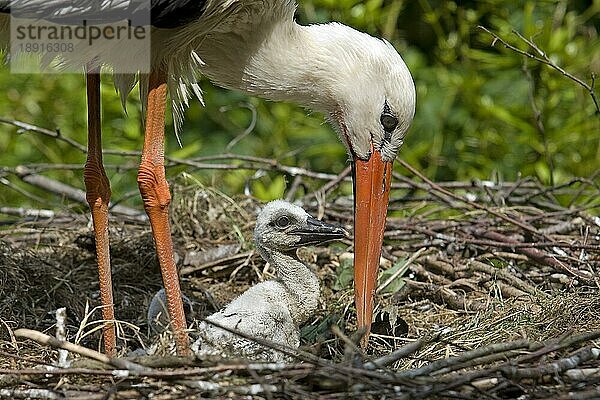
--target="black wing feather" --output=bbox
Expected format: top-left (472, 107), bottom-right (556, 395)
top-left (151, 0), bottom-right (207, 28)
top-left (0, 0), bottom-right (207, 28)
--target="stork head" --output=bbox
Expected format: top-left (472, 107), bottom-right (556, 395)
top-left (308, 23), bottom-right (416, 345)
top-left (311, 24), bottom-right (416, 162)
top-left (254, 200), bottom-right (348, 255)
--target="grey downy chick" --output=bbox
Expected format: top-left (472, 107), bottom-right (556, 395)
top-left (147, 288), bottom-right (194, 335)
top-left (192, 199), bottom-right (347, 362)
top-left (137, 288), bottom-right (194, 356)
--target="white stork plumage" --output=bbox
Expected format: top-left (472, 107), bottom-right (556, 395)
top-left (0, 0), bottom-right (416, 356)
top-left (193, 200), bottom-right (347, 362)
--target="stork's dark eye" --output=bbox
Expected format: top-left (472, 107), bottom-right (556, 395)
top-left (380, 112), bottom-right (398, 132)
top-left (274, 215), bottom-right (291, 228)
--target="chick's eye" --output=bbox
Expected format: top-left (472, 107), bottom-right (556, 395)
top-left (380, 113), bottom-right (398, 132)
top-left (275, 215), bottom-right (291, 228)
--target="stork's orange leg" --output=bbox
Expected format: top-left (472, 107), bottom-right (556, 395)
top-left (83, 68), bottom-right (117, 356)
top-left (137, 69), bottom-right (190, 355)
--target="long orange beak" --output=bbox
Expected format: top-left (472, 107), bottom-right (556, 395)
top-left (353, 149), bottom-right (393, 347)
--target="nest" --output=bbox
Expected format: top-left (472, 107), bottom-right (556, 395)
top-left (0, 170), bottom-right (599, 399)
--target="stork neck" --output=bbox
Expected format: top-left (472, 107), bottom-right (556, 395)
top-left (262, 250), bottom-right (320, 325)
top-left (199, 20), bottom-right (336, 113)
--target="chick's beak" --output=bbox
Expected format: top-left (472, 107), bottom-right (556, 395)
top-left (353, 148), bottom-right (392, 347)
top-left (293, 217), bottom-right (349, 247)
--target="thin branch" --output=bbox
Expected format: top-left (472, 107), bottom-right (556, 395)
top-left (0, 363), bottom-right (309, 378)
top-left (502, 346), bottom-right (600, 379)
top-left (364, 329), bottom-right (449, 370)
top-left (222, 102), bottom-right (258, 151)
top-left (395, 338), bottom-right (533, 379)
top-left (0, 116), bottom-right (352, 182)
top-left (303, 165), bottom-right (352, 201)
top-left (0, 389), bottom-right (63, 399)
top-left (10, 166), bottom-right (145, 219)
top-left (397, 159), bottom-right (542, 235)
top-left (0, 117), bottom-right (88, 153)
top-left (473, 228), bottom-right (595, 283)
top-left (13, 328), bottom-right (148, 372)
top-left (285, 174), bottom-right (304, 201)
top-left (479, 26), bottom-right (600, 114)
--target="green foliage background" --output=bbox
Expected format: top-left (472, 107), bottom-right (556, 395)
top-left (0, 0), bottom-right (599, 210)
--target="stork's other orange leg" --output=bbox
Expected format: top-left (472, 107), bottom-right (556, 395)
top-left (137, 69), bottom-right (190, 355)
top-left (83, 68), bottom-right (117, 357)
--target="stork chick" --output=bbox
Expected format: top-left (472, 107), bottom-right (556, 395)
top-left (192, 200), bottom-right (347, 362)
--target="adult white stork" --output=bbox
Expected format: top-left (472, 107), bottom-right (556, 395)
top-left (1, 0), bottom-right (416, 356)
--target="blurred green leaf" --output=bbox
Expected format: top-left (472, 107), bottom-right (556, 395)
top-left (378, 258), bottom-right (409, 294)
top-left (333, 256), bottom-right (354, 291)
